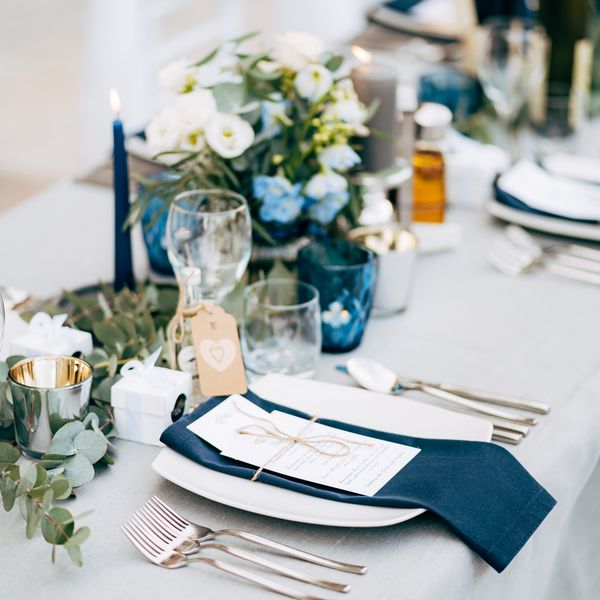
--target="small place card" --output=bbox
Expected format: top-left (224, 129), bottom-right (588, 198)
top-left (187, 395), bottom-right (420, 497)
top-left (190, 306), bottom-right (247, 397)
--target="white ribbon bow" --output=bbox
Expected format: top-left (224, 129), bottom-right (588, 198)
top-left (120, 348), bottom-right (172, 389)
top-left (29, 312), bottom-right (69, 341)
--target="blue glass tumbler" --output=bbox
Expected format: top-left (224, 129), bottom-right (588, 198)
top-left (297, 240), bottom-right (377, 353)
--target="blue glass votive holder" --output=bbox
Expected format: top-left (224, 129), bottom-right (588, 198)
top-left (297, 240), bottom-right (377, 353)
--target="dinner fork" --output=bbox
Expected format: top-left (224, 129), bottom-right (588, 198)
top-left (505, 225), bottom-right (600, 265)
top-left (488, 237), bottom-right (600, 285)
top-left (146, 496), bottom-right (367, 575)
top-left (134, 505), bottom-right (351, 593)
top-left (122, 518), bottom-right (326, 600)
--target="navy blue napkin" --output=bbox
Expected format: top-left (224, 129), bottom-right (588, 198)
top-left (161, 392), bottom-right (556, 573)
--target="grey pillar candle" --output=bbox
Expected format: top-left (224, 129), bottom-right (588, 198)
top-left (351, 62), bottom-right (398, 173)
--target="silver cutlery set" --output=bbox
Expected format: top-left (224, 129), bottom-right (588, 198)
top-left (488, 225), bottom-right (600, 285)
top-left (343, 357), bottom-right (550, 445)
top-left (123, 496), bottom-right (366, 600)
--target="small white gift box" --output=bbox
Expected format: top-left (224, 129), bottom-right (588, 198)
top-left (111, 349), bottom-right (192, 446)
top-left (10, 312), bottom-right (93, 358)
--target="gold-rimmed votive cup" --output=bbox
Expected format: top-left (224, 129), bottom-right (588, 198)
top-left (8, 356), bottom-right (93, 459)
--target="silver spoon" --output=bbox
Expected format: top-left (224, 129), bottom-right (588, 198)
top-left (345, 358), bottom-right (537, 426)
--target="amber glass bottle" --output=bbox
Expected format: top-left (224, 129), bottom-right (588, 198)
top-left (411, 103), bottom-right (452, 223)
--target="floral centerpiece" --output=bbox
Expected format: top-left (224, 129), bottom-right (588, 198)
top-left (132, 31), bottom-right (372, 265)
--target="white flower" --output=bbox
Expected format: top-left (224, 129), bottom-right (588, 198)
top-left (323, 80), bottom-right (366, 128)
top-left (205, 113), bottom-right (255, 158)
top-left (145, 107), bottom-right (181, 154)
top-left (274, 31), bottom-right (325, 70)
top-left (295, 64), bottom-right (333, 102)
top-left (158, 57), bottom-right (196, 93)
top-left (172, 90), bottom-right (217, 135)
top-left (305, 171), bottom-right (347, 200)
top-left (196, 42), bottom-right (242, 87)
top-left (257, 59), bottom-right (281, 74)
top-left (319, 144), bottom-right (361, 171)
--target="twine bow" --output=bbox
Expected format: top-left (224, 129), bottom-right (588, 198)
top-left (29, 312), bottom-right (68, 341)
top-left (120, 348), bottom-right (172, 389)
top-left (166, 268), bottom-right (204, 370)
top-left (233, 400), bottom-right (372, 482)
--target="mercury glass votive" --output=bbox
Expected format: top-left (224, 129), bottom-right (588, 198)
top-left (348, 225), bottom-right (418, 316)
top-left (298, 240), bottom-right (377, 353)
top-left (9, 356), bottom-right (93, 459)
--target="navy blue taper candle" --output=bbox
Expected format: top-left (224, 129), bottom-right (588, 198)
top-left (110, 88), bottom-right (135, 291)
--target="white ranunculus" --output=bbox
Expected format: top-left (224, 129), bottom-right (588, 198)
top-left (295, 64), bottom-right (333, 102)
top-left (145, 107), bottom-right (181, 154)
top-left (196, 42), bottom-right (243, 87)
top-left (274, 31), bottom-right (325, 71)
top-left (172, 90), bottom-right (217, 135)
top-left (305, 171), bottom-right (347, 200)
top-left (319, 144), bottom-right (361, 171)
top-left (158, 57), bottom-right (196, 93)
top-left (205, 113), bottom-right (255, 158)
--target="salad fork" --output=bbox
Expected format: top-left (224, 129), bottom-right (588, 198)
top-left (133, 505), bottom-right (350, 593)
top-left (122, 518), bottom-right (326, 600)
top-left (146, 496), bottom-right (367, 575)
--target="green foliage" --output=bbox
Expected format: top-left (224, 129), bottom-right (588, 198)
top-left (0, 283), bottom-right (177, 566)
top-left (0, 424), bottom-right (100, 566)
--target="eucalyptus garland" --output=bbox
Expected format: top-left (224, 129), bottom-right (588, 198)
top-left (0, 282), bottom-right (179, 565)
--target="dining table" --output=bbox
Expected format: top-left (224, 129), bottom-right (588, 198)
top-left (1, 179), bottom-right (599, 600)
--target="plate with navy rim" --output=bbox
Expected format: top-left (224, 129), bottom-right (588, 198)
top-left (487, 198), bottom-right (600, 242)
top-left (152, 374), bottom-right (492, 528)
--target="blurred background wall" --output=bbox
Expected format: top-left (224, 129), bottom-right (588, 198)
top-left (0, 0), bottom-right (379, 212)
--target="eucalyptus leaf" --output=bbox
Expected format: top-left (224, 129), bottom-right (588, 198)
top-left (34, 464), bottom-right (48, 488)
top-left (64, 526), bottom-right (91, 549)
top-left (50, 476), bottom-right (72, 500)
top-left (6, 355), bottom-right (25, 369)
top-left (65, 543), bottom-right (83, 567)
top-left (25, 498), bottom-right (43, 539)
top-left (41, 506), bottom-right (75, 545)
top-left (0, 363), bottom-right (8, 381)
top-left (0, 442), bottom-right (20, 464)
top-left (73, 430), bottom-right (107, 464)
top-left (63, 454), bottom-right (94, 488)
top-left (16, 461), bottom-right (38, 495)
top-left (52, 421), bottom-right (85, 444)
top-left (0, 476), bottom-right (17, 511)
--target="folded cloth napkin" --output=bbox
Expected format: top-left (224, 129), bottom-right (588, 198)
top-left (495, 160), bottom-right (600, 224)
top-left (161, 392), bottom-right (556, 573)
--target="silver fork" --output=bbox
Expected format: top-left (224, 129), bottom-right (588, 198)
top-left (505, 225), bottom-right (600, 265)
top-left (147, 496), bottom-right (367, 575)
top-left (488, 237), bottom-right (600, 285)
top-left (122, 517), bottom-right (326, 600)
top-left (135, 505), bottom-right (350, 593)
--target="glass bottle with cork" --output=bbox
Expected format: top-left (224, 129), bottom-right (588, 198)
top-left (411, 103), bottom-right (452, 223)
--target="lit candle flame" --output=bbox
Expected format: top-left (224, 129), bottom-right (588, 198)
top-left (109, 88), bottom-right (121, 116)
top-left (351, 45), bottom-right (373, 64)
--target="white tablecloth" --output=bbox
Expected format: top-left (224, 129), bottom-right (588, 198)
top-left (1, 182), bottom-right (599, 599)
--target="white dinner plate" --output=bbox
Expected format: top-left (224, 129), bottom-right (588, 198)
top-left (487, 198), bottom-right (600, 242)
top-left (152, 374), bottom-right (493, 528)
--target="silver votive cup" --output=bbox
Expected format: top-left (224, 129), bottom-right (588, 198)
top-left (348, 225), bottom-right (418, 316)
top-left (9, 356), bottom-right (93, 459)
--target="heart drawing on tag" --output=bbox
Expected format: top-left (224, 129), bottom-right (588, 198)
top-left (199, 339), bottom-right (236, 372)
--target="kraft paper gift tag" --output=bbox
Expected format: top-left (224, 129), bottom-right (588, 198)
top-left (190, 305), bottom-right (247, 397)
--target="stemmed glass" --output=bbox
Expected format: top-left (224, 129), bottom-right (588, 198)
top-left (165, 189), bottom-right (252, 372)
top-left (167, 189), bottom-right (252, 304)
top-left (475, 17), bottom-right (548, 161)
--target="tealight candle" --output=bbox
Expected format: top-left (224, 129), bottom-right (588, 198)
top-left (351, 46), bottom-right (398, 173)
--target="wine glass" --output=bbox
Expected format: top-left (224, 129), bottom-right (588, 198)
top-left (166, 189), bottom-right (252, 306)
top-left (475, 17), bottom-right (548, 161)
